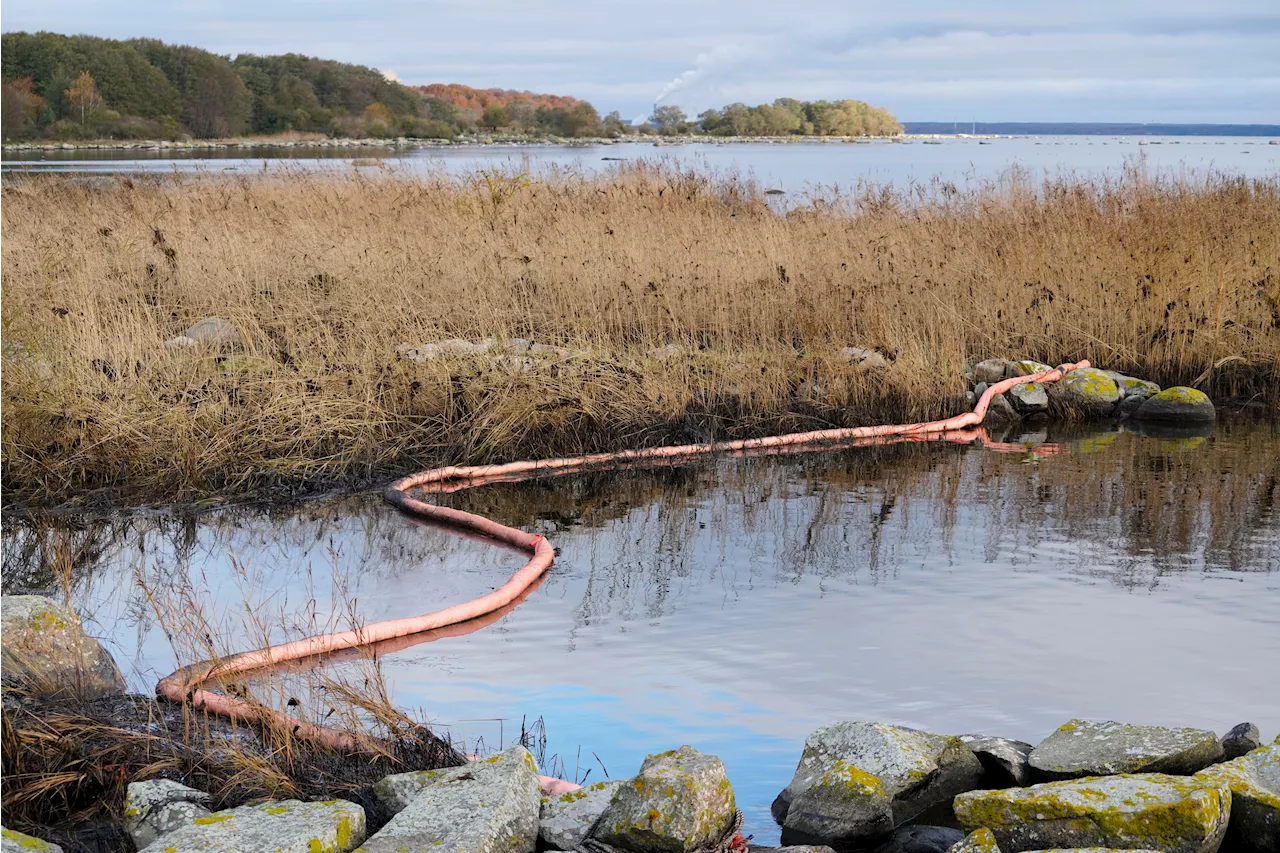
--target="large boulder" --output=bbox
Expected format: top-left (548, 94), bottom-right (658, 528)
top-left (539, 779), bottom-right (626, 850)
top-left (773, 722), bottom-right (982, 845)
top-left (1220, 722), bottom-right (1262, 760)
top-left (954, 774), bottom-right (1230, 853)
top-left (1104, 372), bottom-right (1161, 401)
top-left (1054, 368), bottom-right (1120, 416)
top-left (947, 828), bottom-right (999, 853)
top-left (1193, 743), bottom-right (1279, 853)
top-left (1005, 360), bottom-right (1053, 379)
top-left (179, 317), bottom-right (242, 351)
top-left (1006, 383), bottom-right (1048, 416)
top-left (1, 828), bottom-right (62, 852)
top-left (973, 359), bottom-right (1010, 385)
top-left (364, 746), bottom-right (541, 853)
top-left (1029, 719), bottom-right (1223, 779)
top-left (983, 393), bottom-right (1020, 426)
top-left (593, 746), bottom-right (736, 853)
top-left (872, 825), bottom-right (964, 853)
top-left (1132, 387), bottom-right (1216, 425)
top-left (145, 799), bottom-right (365, 852)
top-left (124, 779), bottom-right (214, 850)
top-left (958, 735), bottom-right (1034, 786)
top-left (1, 595), bottom-right (126, 701)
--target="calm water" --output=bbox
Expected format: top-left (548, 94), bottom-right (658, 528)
top-left (4, 136), bottom-right (1279, 189)
top-left (3, 420), bottom-right (1277, 842)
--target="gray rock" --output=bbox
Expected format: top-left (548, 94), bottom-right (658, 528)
top-left (165, 335), bottom-right (199, 349)
top-left (396, 338), bottom-right (492, 363)
top-left (982, 393), bottom-right (1020, 426)
top-left (1029, 719), bottom-right (1223, 779)
top-left (1220, 722), bottom-right (1262, 760)
top-left (144, 799), bottom-right (365, 852)
top-left (1054, 368), bottom-right (1120, 416)
top-left (1, 595), bottom-right (126, 701)
top-left (840, 347), bottom-right (891, 369)
top-left (958, 735), bottom-right (1034, 786)
top-left (1005, 360), bottom-right (1053, 379)
top-left (1115, 394), bottom-right (1147, 419)
top-left (1006, 382), bottom-right (1048, 415)
top-left (364, 746), bottom-right (541, 853)
top-left (1133, 387), bottom-right (1216, 424)
top-left (594, 746), bottom-right (736, 853)
top-left (1, 828), bottom-right (63, 852)
top-left (773, 721), bottom-right (982, 844)
top-left (965, 391), bottom-right (977, 410)
top-left (973, 382), bottom-right (989, 400)
top-left (1104, 372), bottom-right (1161, 401)
top-left (947, 828), bottom-right (999, 853)
top-left (873, 825), bottom-right (964, 853)
top-left (973, 359), bottom-right (1010, 385)
top-left (1023, 849), bottom-right (1161, 853)
top-left (954, 774), bottom-right (1230, 853)
top-left (183, 317), bottom-right (241, 351)
top-left (539, 779), bottom-right (626, 850)
top-left (124, 779), bottom-right (214, 850)
top-left (1194, 743), bottom-right (1279, 853)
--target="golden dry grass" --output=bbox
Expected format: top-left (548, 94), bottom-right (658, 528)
top-left (2, 162), bottom-right (1277, 506)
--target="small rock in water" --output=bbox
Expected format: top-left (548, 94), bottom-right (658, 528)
top-left (1006, 382), bottom-right (1048, 415)
top-left (972, 359), bottom-right (1009, 385)
top-left (124, 779), bottom-right (214, 850)
top-left (146, 799), bottom-right (365, 853)
top-left (982, 393), bottom-right (1020, 425)
top-left (1193, 742), bottom-right (1279, 853)
top-left (1, 594), bottom-right (126, 701)
top-left (1132, 386), bottom-right (1216, 424)
top-left (958, 734), bottom-right (1034, 786)
top-left (539, 779), bottom-right (626, 851)
top-left (594, 746), bottom-right (736, 853)
top-left (1115, 394), bottom-right (1146, 419)
top-left (1220, 722), bottom-right (1262, 760)
top-left (872, 825), bottom-right (964, 853)
top-left (1054, 368), bottom-right (1120, 416)
top-left (1029, 719), bottom-right (1223, 779)
top-left (1, 828), bottom-right (63, 852)
top-left (945, 828), bottom-right (999, 853)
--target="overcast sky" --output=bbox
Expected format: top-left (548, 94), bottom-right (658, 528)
top-left (3, 0), bottom-right (1278, 123)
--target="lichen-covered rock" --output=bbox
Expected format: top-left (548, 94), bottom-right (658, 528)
top-left (593, 746), bottom-right (735, 853)
top-left (841, 347), bottom-right (891, 369)
top-left (1054, 368), bottom-right (1120, 416)
top-left (1193, 743), bottom-right (1279, 853)
top-left (1133, 387), bottom-right (1216, 424)
top-left (182, 317), bottom-right (242, 351)
top-left (948, 828), bottom-right (1000, 853)
top-left (147, 799), bottom-right (365, 852)
top-left (1029, 719), bottom-right (1223, 779)
top-left (362, 746), bottom-right (540, 853)
top-left (1024, 849), bottom-right (1162, 853)
top-left (773, 722), bottom-right (982, 844)
top-left (1006, 383), bottom-right (1048, 415)
top-left (1220, 722), bottom-right (1262, 760)
top-left (1, 595), bottom-right (126, 701)
top-left (973, 359), bottom-right (1010, 385)
top-left (124, 779), bottom-right (214, 850)
top-left (959, 735), bottom-right (1034, 786)
top-left (1104, 372), bottom-right (1161, 401)
top-left (953, 774), bottom-right (1230, 853)
top-left (1, 828), bottom-right (63, 852)
top-left (396, 338), bottom-right (492, 363)
top-left (1006, 360), bottom-right (1053, 379)
top-left (539, 779), bottom-right (626, 850)
top-left (872, 825), bottom-right (964, 853)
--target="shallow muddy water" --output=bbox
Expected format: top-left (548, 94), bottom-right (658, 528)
top-left (3, 419), bottom-right (1278, 842)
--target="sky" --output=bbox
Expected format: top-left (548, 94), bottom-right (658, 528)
top-left (2, 0), bottom-right (1278, 124)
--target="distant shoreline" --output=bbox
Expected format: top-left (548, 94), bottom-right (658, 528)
top-left (904, 121), bottom-right (1280, 137)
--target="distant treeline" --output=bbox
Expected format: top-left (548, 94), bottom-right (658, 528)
top-left (904, 122), bottom-right (1280, 137)
top-left (687, 99), bottom-right (902, 137)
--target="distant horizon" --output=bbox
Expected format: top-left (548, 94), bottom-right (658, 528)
top-left (901, 121), bottom-right (1280, 136)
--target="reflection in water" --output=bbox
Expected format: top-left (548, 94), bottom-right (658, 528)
top-left (3, 420), bottom-right (1278, 841)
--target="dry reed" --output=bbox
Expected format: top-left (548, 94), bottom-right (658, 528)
top-left (2, 162), bottom-right (1277, 506)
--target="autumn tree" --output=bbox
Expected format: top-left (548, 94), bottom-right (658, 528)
top-left (1, 77), bottom-right (46, 139)
top-left (650, 104), bottom-right (686, 135)
top-left (65, 70), bottom-right (103, 125)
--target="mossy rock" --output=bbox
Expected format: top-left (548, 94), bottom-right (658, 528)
top-left (1029, 719), bottom-right (1223, 779)
top-left (1133, 387), bottom-right (1216, 425)
top-left (1104, 372), bottom-right (1161, 401)
top-left (0, 595), bottom-right (126, 701)
top-left (594, 746), bottom-right (735, 853)
top-left (1006, 359), bottom-right (1053, 379)
top-left (947, 828), bottom-right (999, 853)
top-left (144, 799), bottom-right (365, 852)
top-left (1193, 743), bottom-right (1279, 853)
top-left (539, 779), bottom-right (627, 850)
top-left (1056, 368), bottom-right (1120, 416)
top-left (1, 828), bottom-right (63, 852)
top-left (953, 773), bottom-right (1230, 853)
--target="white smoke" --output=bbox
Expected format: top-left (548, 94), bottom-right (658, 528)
top-left (380, 69), bottom-right (402, 83)
top-left (654, 44), bottom-right (750, 105)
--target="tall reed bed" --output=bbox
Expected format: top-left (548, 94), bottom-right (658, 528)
top-left (2, 162), bottom-right (1277, 505)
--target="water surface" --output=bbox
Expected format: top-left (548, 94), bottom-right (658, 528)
top-left (4, 420), bottom-right (1277, 842)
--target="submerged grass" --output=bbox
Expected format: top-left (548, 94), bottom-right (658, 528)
top-left (2, 162), bottom-right (1277, 507)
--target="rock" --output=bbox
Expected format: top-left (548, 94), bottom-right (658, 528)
top-left (648, 343), bottom-right (685, 360)
top-left (840, 347), bottom-right (891, 369)
top-left (983, 393), bottom-right (1020, 426)
top-left (593, 746), bottom-right (735, 853)
top-left (165, 335), bottom-right (198, 348)
top-left (124, 779), bottom-right (214, 850)
top-left (145, 799), bottom-right (365, 852)
top-left (1005, 360), bottom-right (1053, 379)
top-left (0, 595), bottom-right (126, 701)
top-left (1023, 849), bottom-right (1161, 853)
top-left (1, 828), bottom-right (63, 852)
top-left (947, 828), bottom-right (1000, 853)
top-left (965, 391), bottom-right (977, 410)
top-left (539, 779), bottom-right (626, 850)
top-left (364, 746), bottom-right (540, 853)
top-left (1006, 383), bottom-right (1048, 415)
top-left (773, 721), bottom-right (982, 844)
top-left (1104, 372), bottom-right (1161, 401)
top-left (396, 338), bottom-right (492, 363)
top-left (1133, 387), bottom-right (1216, 425)
top-left (872, 825), bottom-right (964, 853)
top-left (1115, 394), bottom-right (1147, 419)
top-left (954, 773), bottom-right (1230, 853)
top-left (1220, 722), bottom-right (1262, 760)
top-left (973, 359), bottom-right (1010, 385)
top-left (1054, 368), bottom-right (1120, 416)
top-left (958, 735), bottom-right (1034, 786)
top-left (182, 317), bottom-right (241, 351)
top-left (1193, 743), bottom-right (1279, 853)
top-left (1029, 719), bottom-right (1223, 779)
top-left (973, 382), bottom-right (989, 399)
